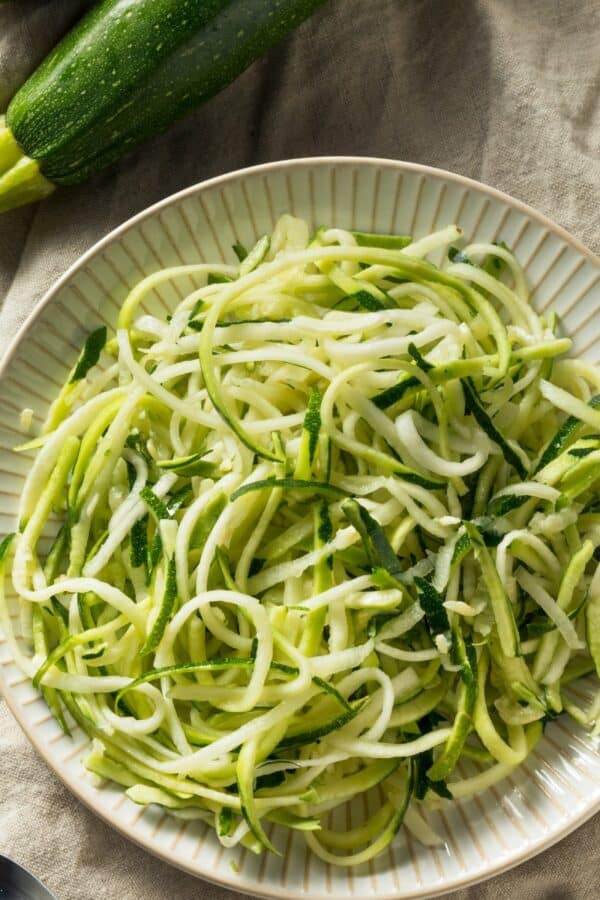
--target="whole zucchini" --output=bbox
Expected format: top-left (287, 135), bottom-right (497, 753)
top-left (0, 0), bottom-right (327, 212)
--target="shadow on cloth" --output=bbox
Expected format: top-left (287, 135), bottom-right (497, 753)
top-left (243, 0), bottom-right (493, 181)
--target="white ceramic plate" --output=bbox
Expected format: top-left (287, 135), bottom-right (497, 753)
top-left (1, 157), bottom-right (600, 899)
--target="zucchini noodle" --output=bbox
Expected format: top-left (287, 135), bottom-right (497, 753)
top-left (3, 215), bottom-right (600, 866)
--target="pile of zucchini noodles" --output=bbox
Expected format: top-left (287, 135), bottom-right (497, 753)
top-left (3, 215), bottom-right (600, 865)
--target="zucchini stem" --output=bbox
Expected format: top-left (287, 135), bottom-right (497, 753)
top-left (0, 116), bottom-right (55, 212)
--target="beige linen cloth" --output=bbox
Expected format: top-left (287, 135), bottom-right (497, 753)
top-left (1, 1), bottom-right (599, 897)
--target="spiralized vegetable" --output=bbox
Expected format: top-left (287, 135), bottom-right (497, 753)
top-left (3, 215), bottom-right (600, 865)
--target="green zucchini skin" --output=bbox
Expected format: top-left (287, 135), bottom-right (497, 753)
top-left (6, 0), bottom-right (327, 185)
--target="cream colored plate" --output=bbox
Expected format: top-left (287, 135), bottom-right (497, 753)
top-left (1, 158), bottom-right (599, 899)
